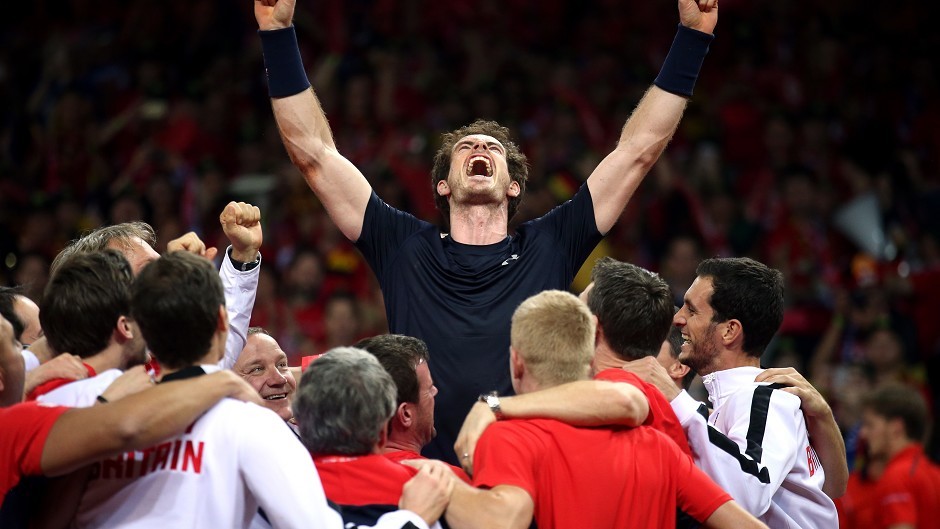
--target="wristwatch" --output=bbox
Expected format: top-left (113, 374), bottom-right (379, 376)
top-left (228, 247), bottom-right (261, 272)
top-left (479, 391), bottom-right (504, 420)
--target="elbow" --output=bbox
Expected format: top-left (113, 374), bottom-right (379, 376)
top-left (611, 385), bottom-right (650, 426)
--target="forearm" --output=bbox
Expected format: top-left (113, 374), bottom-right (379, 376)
top-left (41, 372), bottom-right (238, 476)
top-left (445, 483), bottom-right (532, 529)
top-left (703, 501), bottom-right (769, 529)
top-left (806, 409), bottom-right (848, 498)
top-left (501, 380), bottom-right (649, 426)
top-left (218, 257), bottom-right (259, 370)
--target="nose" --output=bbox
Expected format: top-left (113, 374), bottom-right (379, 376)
top-left (673, 311), bottom-right (687, 327)
top-left (266, 369), bottom-right (288, 388)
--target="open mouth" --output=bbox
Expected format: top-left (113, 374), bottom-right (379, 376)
top-left (466, 155), bottom-right (493, 177)
top-left (264, 393), bottom-right (288, 401)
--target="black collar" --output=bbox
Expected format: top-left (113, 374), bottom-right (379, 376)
top-left (160, 365), bottom-right (207, 383)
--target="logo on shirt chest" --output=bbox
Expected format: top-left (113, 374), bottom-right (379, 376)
top-left (501, 254), bottom-right (519, 266)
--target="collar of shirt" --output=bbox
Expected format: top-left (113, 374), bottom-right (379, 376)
top-left (702, 366), bottom-right (764, 410)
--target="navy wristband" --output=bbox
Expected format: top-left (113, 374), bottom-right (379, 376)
top-left (654, 24), bottom-right (714, 98)
top-left (259, 26), bottom-right (311, 98)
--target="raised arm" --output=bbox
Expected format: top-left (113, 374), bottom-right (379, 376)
top-left (40, 370), bottom-right (261, 476)
top-left (255, 0), bottom-right (372, 241)
top-left (755, 367), bottom-right (849, 498)
top-left (454, 380), bottom-right (649, 475)
top-left (587, 0), bottom-right (717, 234)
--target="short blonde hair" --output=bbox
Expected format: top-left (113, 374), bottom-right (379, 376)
top-left (511, 290), bottom-right (595, 386)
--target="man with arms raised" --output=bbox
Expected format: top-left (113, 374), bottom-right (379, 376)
top-left (254, 0), bottom-right (717, 463)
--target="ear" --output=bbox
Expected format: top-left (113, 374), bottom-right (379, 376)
top-left (114, 316), bottom-right (134, 343)
top-left (396, 402), bottom-right (413, 428)
top-left (721, 319), bottom-right (743, 348)
top-left (217, 305), bottom-right (228, 332)
top-left (437, 179), bottom-right (450, 198)
top-left (507, 180), bottom-right (520, 198)
top-left (668, 360), bottom-right (691, 381)
top-left (510, 347), bottom-right (525, 381)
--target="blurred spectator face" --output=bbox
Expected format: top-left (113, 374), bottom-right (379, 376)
top-left (12, 254), bottom-right (49, 303)
top-left (662, 237), bottom-right (702, 302)
top-left (286, 251), bottom-right (324, 302)
top-left (864, 329), bottom-right (903, 371)
top-left (0, 315), bottom-right (25, 407)
top-left (859, 408), bottom-right (892, 461)
top-left (12, 295), bottom-right (41, 347)
top-left (108, 237), bottom-right (160, 275)
top-left (235, 332), bottom-right (297, 421)
top-left (324, 296), bottom-right (359, 346)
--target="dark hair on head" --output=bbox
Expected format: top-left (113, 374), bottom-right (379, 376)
top-left (50, 222), bottom-right (156, 278)
top-left (40, 250), bottom-right (134, 358)
top-left (247, 327), bottom-right (271, 337)
top-left (586, 258), bottom-right (674, 360)
top-left (295, 347), bottom-right (397, 455)
top-left (131, 252), bottom-right (224, 369)
top-left (354, 334), bottom-right (430, 406)
top-left (862, 384), bottom-right (930, 442)
top-left (430, 119), bottom-right (528, 222)
top-left (0, 286), bottom-right (26, 340)
top-left (696, 257), bottom-right (785, 357)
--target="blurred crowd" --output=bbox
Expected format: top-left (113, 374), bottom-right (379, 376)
top-left (1, 0), bottom-right (937, 461)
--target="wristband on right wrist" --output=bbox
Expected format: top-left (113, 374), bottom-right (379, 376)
top-left (259, 25), bottom-right (312, 98)
top-left (653, 24), bottom-right (714, 98)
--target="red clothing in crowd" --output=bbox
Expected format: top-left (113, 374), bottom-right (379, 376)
top-left (313, 453), bottom-right (417, 527)
top-left (835, 469), bottom-right (881, 529)
top-left (473, 418), bottom-right (731, 529)
top-left (872, 444), bottom-right (940, 529)
top-left (0, 402), bottom-right (68, 501)
top-left (594, 368), bottom-right (693, 458)
top-left (383, 449), bottom-right (471, 483)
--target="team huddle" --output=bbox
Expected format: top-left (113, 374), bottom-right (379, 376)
top-left (6, 0), bottom-right (936, 527)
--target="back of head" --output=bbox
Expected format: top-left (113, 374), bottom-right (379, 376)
top-left (511, 290), bottom-right (595, 387)
top-left (40, 250), bottom-right (133, 358)
top-left (696, 257), bottom-right (784, 357)
top-left (862, 384), bottom-right (930, 443)
top-left (430, 119), bottom-right (529, 221)
top-left (131, 252), bottom-right (223, 370)
top-left (295, 347), bottom-right (397, 455)
top-left (587, 258), bottom-right (674, 360)
top-left (50, 222), bottom-right (156, 278)
top-left (354, 334), bottom-right (429, 406)
top-left (0, 286), bottom-right (25, 341)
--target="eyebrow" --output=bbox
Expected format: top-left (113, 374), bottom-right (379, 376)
top-left (454, 139), bottom-right (504, 151)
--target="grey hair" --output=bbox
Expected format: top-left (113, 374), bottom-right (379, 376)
top-left (50, 222), bottom-right (156, 278)
top-left (295, 347), bottom-right (397, 455)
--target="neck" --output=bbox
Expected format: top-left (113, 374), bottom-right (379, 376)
top-left (887, 438), bottom-right (917, 460)
top-left (592, 343), bottom-right (626, 374)
top-left (383, 437), bottom-right (423, 455)
top-left (699, 349), bottom-right (760, 377)
top-left (83, 343), bottom-right (124, 374)
top-left (448, 203), bottom-right (509, 245)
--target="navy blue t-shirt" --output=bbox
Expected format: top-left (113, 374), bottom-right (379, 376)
top-left (355, 184), bottom-right (602, 464)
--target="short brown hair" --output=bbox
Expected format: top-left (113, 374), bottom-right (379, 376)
top-left (511, 290), bottom-right (594, 386)
top-left (862, 384), bottom-right (930, 442)
top-left (430, 120), bottom-right (528, 223)
top-left (51, 222), bottom-right (156, 278)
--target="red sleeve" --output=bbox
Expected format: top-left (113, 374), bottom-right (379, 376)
top-left (673, 442), bottom-right (733, 522)
top-left (0, 403), bottom-right (69, 497)
top-left (472, 422), bottom-right (539, 502)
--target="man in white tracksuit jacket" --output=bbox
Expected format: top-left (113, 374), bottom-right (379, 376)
top-left (666, 257), bottom-right (838, 529)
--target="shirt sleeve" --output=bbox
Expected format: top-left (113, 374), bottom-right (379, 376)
top-left (526, 184), bottom-right (603, 277)
top-left (217, 246), bottom-right (260, 370)
top-left (354, 192), bottom-right (429, 285)
top-left (1, 403), bottom-right (69, 478)
top-left (671, 387), bottom-right (803, 517)
top-left (472, 423), bottom-right (539, 502)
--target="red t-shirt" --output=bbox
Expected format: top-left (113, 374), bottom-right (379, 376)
top-left (383, 448), bottom-right (471, 483)
top-left (873, 444), bottom-right (940, 529)
top-left (0, 402), bottom-right (69, 500)
top-left (474, 418), bottom-right (731, 529)
top-left (25, 362), bottom-right (97, 401)
top-left (835, 470), bottom-right (881, 529)
top-left (594, 368), bottom-right (693, 457)
top-left (313, 453), bottom-right (417, 526)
